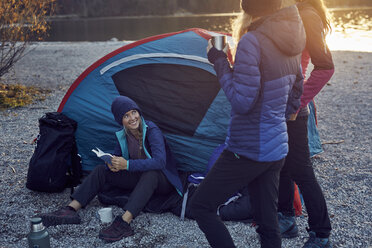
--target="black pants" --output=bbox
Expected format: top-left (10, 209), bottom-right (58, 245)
top-left (72, 164), bottom-right (173, 218)
top-left (190, 150), bottom-right (284, 248)
top-left (278, 116), bottom-right (332, 238)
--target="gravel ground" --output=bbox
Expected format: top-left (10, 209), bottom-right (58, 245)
top-left (0, 42), bottom-right (371, 248)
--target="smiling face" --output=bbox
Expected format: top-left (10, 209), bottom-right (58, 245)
top-left (122, 109), bottom-right (141, 131)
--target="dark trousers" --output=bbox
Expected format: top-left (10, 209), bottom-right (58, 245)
top-left (278, 116), bottom-right (332, 238)
top-left (72, 164), bottom-right (173, 218)
top-left (190, 150), bottom-right (284, 248)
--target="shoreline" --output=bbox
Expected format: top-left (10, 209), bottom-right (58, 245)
top-left (46, 6), bottom-right (372, 20)
top-left (2, 41), bottom-right (370, 89)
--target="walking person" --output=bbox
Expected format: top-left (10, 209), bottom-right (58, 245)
top-left (38, 96), bottom-right (183, 243)
top-left (189, 0), bottom-right (306, 247)
top-left (277, 0), bottom-right (335, 247)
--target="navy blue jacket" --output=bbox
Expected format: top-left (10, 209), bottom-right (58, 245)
top-left (208, 6), bottom-right (306, 162)
top-left (113, 118), bottom-right (183, 196)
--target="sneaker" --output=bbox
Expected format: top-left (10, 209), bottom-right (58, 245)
top-left (303, 231), bottom-right (332, 248)
top-left (278, 212), bottom-right (299, 238)
top-left (38, 206), bottom-right (81, 227)
top-left (99, 216), bottom-right (134, 242)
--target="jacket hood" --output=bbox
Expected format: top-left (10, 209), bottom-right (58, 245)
top-left (111, 96), bottom-right (142, 125)
top-left (251, 5), bottom-right (306, 56)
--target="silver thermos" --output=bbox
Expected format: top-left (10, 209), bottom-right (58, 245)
top-left (27, 217), bottom-right (51, 248)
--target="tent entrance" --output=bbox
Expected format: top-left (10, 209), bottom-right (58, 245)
top-left (112, 63), bottom-right (220, 137)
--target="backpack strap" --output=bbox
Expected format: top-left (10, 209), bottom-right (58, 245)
top-left (216, 193), bottom-right (242, 216)
top-left (180, 183), bottom-right (196, 221)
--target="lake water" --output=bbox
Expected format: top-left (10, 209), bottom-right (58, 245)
top-left (47, 7), bottom-right (372, 52)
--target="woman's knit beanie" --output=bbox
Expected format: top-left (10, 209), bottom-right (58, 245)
top-left (241, 0), bottom-right (282, 17)
top-left (111, 96), bottom-right (141, 125)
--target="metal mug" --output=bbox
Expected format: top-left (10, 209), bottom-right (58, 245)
top-left (97, 207), bottom-right (113, 224)
top-left (211, 35), bottom-right (227, 50)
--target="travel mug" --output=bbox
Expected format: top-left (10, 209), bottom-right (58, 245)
top-left (211, 35), bottom-right (227, 50)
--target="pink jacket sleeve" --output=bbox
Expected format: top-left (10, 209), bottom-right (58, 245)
top-left (300, 68), bottom-right (334, 109)
top-left (298, 3), bottom-right (335, 109)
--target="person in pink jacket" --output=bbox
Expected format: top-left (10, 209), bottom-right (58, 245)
top-left (277, 0), bottom-right (334, 248)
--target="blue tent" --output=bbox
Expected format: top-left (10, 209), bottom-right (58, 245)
top-left (58, 28), bottom-right (322, 172)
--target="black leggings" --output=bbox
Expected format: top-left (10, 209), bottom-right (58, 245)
top-left (72, 164), bottom-right (173, 218)
top-left (190, 150), bottom-right (284, 248)
top-left (278, 116), bottom-right (332, 238)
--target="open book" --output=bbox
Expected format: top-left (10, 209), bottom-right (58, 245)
top-left (92, 147), bottom-right (113, 165)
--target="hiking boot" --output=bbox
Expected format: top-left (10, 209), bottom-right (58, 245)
top-left (278, 212), bottom-right (299, 238)
top-left (38, 206), bottom-right (81, 227)
top-left (303, 231), bottom-right (332, 248)
top-left (99, 216), bottom-right (134, 242)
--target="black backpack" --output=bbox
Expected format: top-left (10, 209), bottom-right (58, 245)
top-left (26, 112), bottom-right (82, 193)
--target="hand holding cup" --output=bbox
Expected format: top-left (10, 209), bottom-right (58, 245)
top-left (207, 35), bottom-right (228, 54)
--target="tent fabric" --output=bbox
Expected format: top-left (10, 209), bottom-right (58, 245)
top-left (57, 28), bottom-right (323, 173)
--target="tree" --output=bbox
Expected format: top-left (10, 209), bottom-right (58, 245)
top-left (0, 0), bottom-right (54, 78)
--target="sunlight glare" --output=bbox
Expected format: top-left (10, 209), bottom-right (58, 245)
top-left (327, 10), bottom-right (372, 52)
top-left (327, 28), bottom-right (372, 52)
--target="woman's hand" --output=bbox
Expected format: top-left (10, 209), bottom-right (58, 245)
top-left (207, 39), bottom-right (229, 54)
top-left (108, 156), bottom-right (128, 172)
top-left (288, 113), bottom-right (298, 121)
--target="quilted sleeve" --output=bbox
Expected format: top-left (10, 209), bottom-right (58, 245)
top-left (211, 33), bottom-right (261, 115)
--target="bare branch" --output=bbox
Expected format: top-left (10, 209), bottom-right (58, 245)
top-left (0, 0), bottom-right (55, 78)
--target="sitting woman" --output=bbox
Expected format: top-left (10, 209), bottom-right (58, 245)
top-left (39, 95), bottom-right (183, 243)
